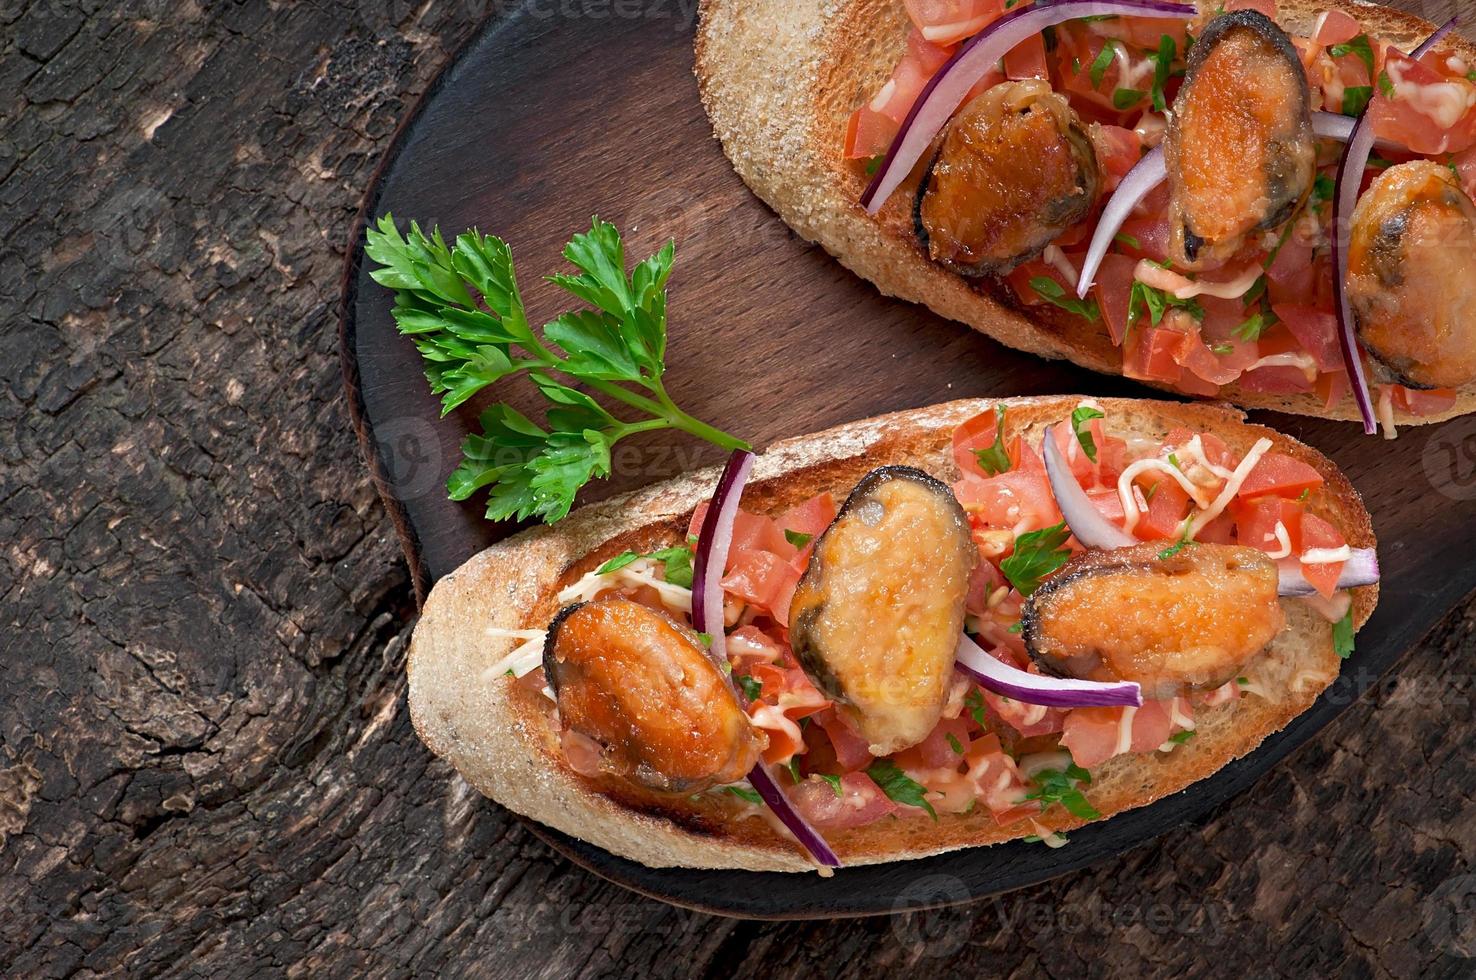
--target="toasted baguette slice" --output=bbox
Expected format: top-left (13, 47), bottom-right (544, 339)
top-left (694, 0), bottom-right (1476, 425)
top-left (408, 396), bottom-right (1376, 871)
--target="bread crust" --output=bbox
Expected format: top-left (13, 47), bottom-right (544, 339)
top-left (408, 396), bottom-right (1377, 871)
top-left (694, 0), bottom-right (1476, 425)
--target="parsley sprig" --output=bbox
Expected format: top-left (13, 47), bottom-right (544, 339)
top-left (1001, 521), bottom-right (1073, 596)
top-left (973, 405), bottom-right (1012, 477)
top-left (867, 758), bottom-right (937, 820)
top-left (364, 216), bottom-right (749, 523)
top-left (1024, 763), bottom-right (1101, 821)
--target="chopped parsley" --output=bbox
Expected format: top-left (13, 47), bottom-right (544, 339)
top-left (596, 551), bottom-right (639, 574)
top-left (1128, 279), bottom-right (1204, 328)
top-left (1234, 310), bottom-right (1276, 342)
top-left (723, 785), bottom-right (761, 804)
top-left (973, 405), bottom-right (1012, 477)
top-left (696, 632), bottom-right (713, 648)
top-left (1114, 231), bottom-right (1141, 250)
top-left (1341, 86), bottom-right (1373, 117)
top-left (736, 673), bottom-right (763, 702)
top-left (817, 773), bottom-right (843, 797)
top-left (1071, 405), bottom-right (1105, 462)
top-left (1169, 730), bottom-right (1196, 745)
top-left (785, 756), bottom-right (802, 784)
top-left (1007, 621), bottom-right (1024, 635)
top-left (1030, 276), bottom-right (1101, 321)
top-left (864, 155), bottom-right (884, 176)
top-left (1089, 44), bottom-right (1116, 89)
top-left (1329, 34), bottom-right (1375, 76)
top-left (1157, 522), bottom-right (1193, 560)
top-left (783, 529), bottom-right (813, 549)
top-left (1377, 69), bottom-right (1394, 98)
top-left (1000, 521), bottom-right (1073, 596)
top-left (867, 759), bottom-right (937, 820)
top-left (965, 687), bottom-right (988, 727)
top-left (1210, 342), bottom-right (1235, 355)
top-left (595, 544), bottom-right (694, 587)
top-left (1112, 87), bottom-right (1145, 110)
top-left (1310, 173), bottom-right (1337, 206)
top-left (1151, 34), bottom-right (1177, 113)
top-left (1024, 764), bottom-right (1101, 821)
top-left (1333, 609), bottom-right (1355, 658)
top-left (946, 733), bottom-right (965, 755)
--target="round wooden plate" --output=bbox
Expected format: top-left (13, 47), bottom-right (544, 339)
top-left (339, 2), bottom-right (1476, 918)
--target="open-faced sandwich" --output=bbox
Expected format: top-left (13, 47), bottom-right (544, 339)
top-left (407, 396), bottom-right (1377, 871)
top-left (696, 0), bottom-right (1476, 434)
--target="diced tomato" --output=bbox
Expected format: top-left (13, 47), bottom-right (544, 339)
top-left (1197, 511), bottom-right (1236, 545)
top-left (1049, 415), bottom-right (1120, 487)
top-left (1226, 0), bottom-right (1276, 18)
top-left (844, 105), bottom-right (897, 160)
top-left (1135, 474), bottom-right (1190, 540)
top-left (1004, 32), bottom-right (1048, 81)
top-left (1273, 303), bottom-right (1344, 373)
top-left (1238, 452), bottom-right (1325, 500)
top-left (1093, 15), bottom-right (1190, 52)
top-left (1369, 49), bottom-right (1476, 155)
top-left (1313, 9), bottom-right (1361, 47)
top-left (1006, 258), bottom-right (1066, 309)
top-left (1393, 385), bottom-right (1459, 417)
top-left (777, 492), bottom-right (837, 551)
top-left (1162, 427), bottom-right (1234, 470)
top-left (790, 772), bottom-right (898, 829)
top-left (915, 716), bottom-right (975, 768)
top-left (721, 548), bottom-right (801, 623)
top-left (727, 626), bottom-right (786, 669)
top-left (904, 0), bottom-right (1001, 45)
top-left (962, 733), bottom-right (1031, 816)
top-left (1093, 253), bottom-right (1139, 347)
top-left (1060, 700), bottom-right (1175, 769)
top-left (905, 25), bottom-right (958, 74)
top-left (1124, 323), bottom-right (1193, 384)
top-left (816, 709), bottom-right (873, 771)
top-left (843, 29), bottom-right (957, 159)
top-left (964, 557), bottom-right (1004, 616)
top-left (1087, 487), bottom-right (1126, 526)
top-left (561, 729), bottom-right (605, 778)
top-left (1317, 369), bottom-right (1351, 413)
top-left (1232, 496), bottom-right (1305, 556)
top-left (1092, 125), bottom-right (1143, 192)
top-left (1298, 511), bottom-right (1348, 599)
top-left (953, 442), bottom-right (1061, 532)
top-left (1266, 234), bottom-right (1318, 308)
top-left (953, 408), bottom-right (1008, 478)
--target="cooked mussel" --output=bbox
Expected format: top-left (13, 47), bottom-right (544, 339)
top-left (1164, 10), bottom-right (1316, 267)
top-left (915, 79), bottom-right (1099, 276)
top-left (544, 597), bottom-right (764, 794)
top-left (1022, 543), bottom-right (1285, 700)
top-left (1346, 160), bottom-right (1476, 389)
top-left (789, 466), bottom-right (977, 755)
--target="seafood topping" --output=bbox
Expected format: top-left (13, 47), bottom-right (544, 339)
top-left (916, 79), bottom-right (1099, 276)
top-left (544, 597), bottom-right (764, 793)
top-left (1347, 159), bottom-right (1476, 390)
top-left (789, 466), bottom-right (977, 755)
top-left (1022, 543), bottom-right (1285, 699)
top-left (1164, 10), bottom-right (1315, 267)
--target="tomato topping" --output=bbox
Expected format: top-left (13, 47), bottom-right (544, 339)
top-left (1238, 452), bottom-right (1325, 500)
top-left (791, 772), bottom-right (898, 829)
top-left (1059, 699), bottom-right (1174, 769)
top-left (843, 30), bottom-right (958, 159)
top-left (1004, 32), bottom-right (1049, 81)
top-left (1312, 9), bottom-right (1360, 47)
top-left (904, 0), bottom-right (1002, 45)
top-left (1232, 496), bottom-right (1305, 555)
top-left (721, 548), bottom-right (801, 625)
top-left (1225, 0), bottom-right (1277, 19)
top-left (1392, 385), bottom-right (1459, 416)
top-left (1298, 511), bottom-right (1348, 599)
top-left (1133, 473), bottom-right (1191, 540)
top-left (1369, 49), bottom-right (1476, 155)
top-left (814, 708), bottom-right (873, 771)
top-left (1273, 303), bottom-right (1344, 373)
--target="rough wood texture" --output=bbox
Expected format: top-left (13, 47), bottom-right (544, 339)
top-left (1, 0), bottom-right (1473, 976)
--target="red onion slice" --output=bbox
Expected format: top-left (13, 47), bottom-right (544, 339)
top-left (691, 449), bottom-right (840, 868)
top-left (1042, 423), bottom-right (1136, 548)
top-left (956, 633), bottom-right (1143, 708)
top-left (1077, 112), bottom-right (1370, 298)
top-left (1331, 19), bottom-right (1458, 435)
top-left (1276, 548), bottom-right (1380, 597)
top-left (860, 0), bottom-right (1197, 215)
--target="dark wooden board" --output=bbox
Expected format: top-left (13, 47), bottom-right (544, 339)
top-left (341, 1), bottom-right (1476, 918)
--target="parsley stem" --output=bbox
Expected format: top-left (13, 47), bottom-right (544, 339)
top-left (652, 384), bottom-right (751, 451)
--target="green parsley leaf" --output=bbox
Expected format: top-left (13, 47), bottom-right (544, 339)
top-left (1297, 487), bottom-right (1311, 502)
top-left (965, 687), bottom-right (988, 727)
top-left (1234, 310), bottom-right (1276, 342)
top-left (504, 668), bottom-right (515, 677)
top-left (946, 733), bottom-right (965, 755)
top-left (1167, 452), bottom-right (1181, 471)
top-left (645, 544), bottom-right (694, 588)
top-left (1151, 34), bottom-right (1176, 113)
top-left (1310, 173), bottom-right (1337, 206)
top-left (365, 215), bottom-right (748, 525)
top-left (737, 674), bottom-right (763, 702)
top-left (596, 551), bottom-right (639, 574)
top-left (1333, 609), bottom-right (1355, 658)
top-left (1030, 276), bottom-right (1101, 322)
top-left (867, 759), bottom-right (938, 820)
top-left (722, 785), bottom-right (762, 804)
top-left (1157, 521), bottom-right (1193, 560)
top-left (1024, 764), bottom-right (1101, 821)
top-left (1071, 406), bottom-right (1105, 462)
top-left (1377, 69), bottom-right (1394, 97)
top-left (1112, 88), bottom-right (1145, 110)
top-left (1000, 521), bottom-right (1072, 596)
top-left (1341, 85), bottom-right (1373, 117)
top-left (818, 773), bottom-right (843, 797)
top-left (783, 529), bottom-right (813, 549)
top-left (1114, 231), bottom-right (1141, 250)
top-left (785, 756), bottom-right (802, 784)
top-left (696, 632), bottom-right (714, 648)
top-left (1169, 730), bottom-right (1196, 745)
top-left (1089, 44), bottom-right (1116, 88)
top-left (1210, 342), bottom-right (1235, 355)
top-left (1007, 621), bottom-right (1023, 634)
top-left (1128, 279), bottom-right (1204, 328)
top-left (973, 405), bottom-right (1012, 477)
top-left (1329, 34), bottom-right (1375, 76)
top-left (864, 155), bottom-right (884, 176)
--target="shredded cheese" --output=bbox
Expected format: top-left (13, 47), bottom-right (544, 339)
top-left (1113, 706), bottom-right (1138, 756)
top-left (1110, 40), bottom-right (1157, 89)
top-left (1186, 438), bottom-right (1273, 537)
top-left (1170, 698), bottom-right (1196, 732)
top-left (1377, 387), bottom-right (1399, 440)
top-left (1043, 244), bottom-right (1078, 283)
top-left (557, 556), bottom-right (693, 612)
top-left (1116, 457), bottom-right (1212, 533)
top-left (1302, 545), bottom-right (1353, 564)
top-left (1029, 819), bottom-right (1071, 848)
top-left (486, 627), bottom-right (548, 680)
top-left (1245, 350), bottom-right (1318, 382)
top-left (1133, 259), bottom-right (1262, 300)
top-left (1265, 521), bottom-right (1293, 560)
top-left (1387, 59), bottom-right (1476, 132)
top-left (1301, 589), bottom-right (1352, 623)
